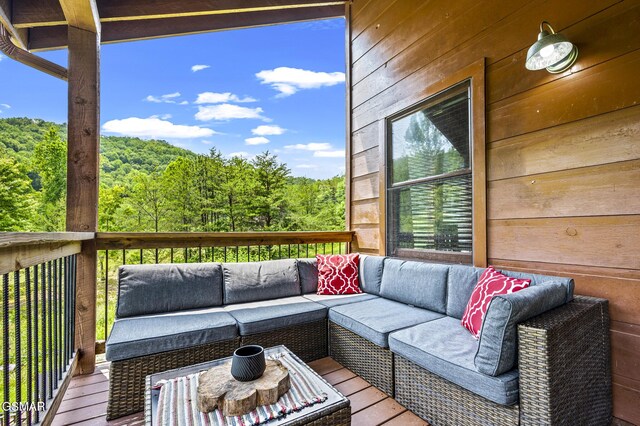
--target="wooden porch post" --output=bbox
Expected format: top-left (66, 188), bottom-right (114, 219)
top-left (66, 25), bottom-right (100, 375)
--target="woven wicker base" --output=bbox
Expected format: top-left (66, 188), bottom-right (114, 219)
top-left (329, 321), bottom-right (394, 396)
top-left (107, 338), bottom-right (239, 420)
top-left (518, 296), bottom-right (612, 425)
top-left (241, 320), bottom-right (328, 363)
top-left (395, 355), bottom-right (519, 426)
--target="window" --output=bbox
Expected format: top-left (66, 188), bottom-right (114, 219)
top-left (386, 82), bottom-right (473, 263)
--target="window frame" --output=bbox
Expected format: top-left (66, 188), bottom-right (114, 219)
top-left (379, 59), bottom-right (486, 267)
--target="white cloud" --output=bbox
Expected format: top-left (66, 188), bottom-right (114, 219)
top-left (295, 164), bottom-right (318, 169)
top-left (251, 125), bottom-right (286, 136)
top-left (195, 104), bottom-right (269, 121)
top-left (179, 100), bottom-right (189, 105)
top-left (201, 140), bottom-right (213, 145)
top-left (0, 103), bottom-right (10, 109)
top-left (102, 117), bottom-right (217, 139)
top-left (284, 142), bottom-right (332, 151)
top-left (191, 64), bottom-right (210, 72)
top-left (245, 136), bottom-right (269, 145)
top-left (195, 92), bottom-right (257, 104)
top-left (149, 113), bottom-right (172, 120)
top-left (256, 67), bottom-right (345, 97)
top-left (314, 149), bottom-right (345, 158)
top-left (0, 54), bottom-right (4, 62)
top-left (227, 151), bottom-right (253, 160)
top-left (144, 92), bottom-right (182, 104)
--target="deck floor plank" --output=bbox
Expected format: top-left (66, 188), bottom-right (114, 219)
top-left (53, 360), bottom-right (424, 425)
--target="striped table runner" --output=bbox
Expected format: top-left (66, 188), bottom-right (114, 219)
top-left (156, 353), bottom-right (329, 426)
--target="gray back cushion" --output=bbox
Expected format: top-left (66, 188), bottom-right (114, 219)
top-left (447, 265), bottom-right (484, 319)
top-left (297, 258), bottom-right (318, 294)
top-left (499, 269), bottom-right (574, 302)
top-left (117, 263), bottom-right (223, 318)
top-left (380, 258), bottom-right (448, 313)
top-left (359, 255), bottom-right (386, 296)
top-left (475, 282), bottom-right (568, 376)
top-left (223, 259), bottom-right (300, 304)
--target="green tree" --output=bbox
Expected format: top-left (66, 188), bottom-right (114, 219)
top-left (99, 185), bottom-right (125, 231)
top-left (127, 171), bottom-right (169, 232)
top-left (221, 156), bottom-right (255, 231)
top-left (251, 151), bottom-right (290, 229)
top-left (0, 155), bottom-right (36, 230)
top-left (32, 127), bottom-right (67, 230)
top-left (163, 157), bottom-right (198, 230)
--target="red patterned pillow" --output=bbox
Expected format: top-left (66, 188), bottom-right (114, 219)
top-left (316, 254), bottom-right (362, 295)
top-left (461, 266), bottom-right (530, 338)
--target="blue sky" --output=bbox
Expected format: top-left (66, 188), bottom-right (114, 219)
top-left (0, 18), bottom-right (346, 179)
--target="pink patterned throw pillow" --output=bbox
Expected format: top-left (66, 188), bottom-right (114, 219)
top-left (461, 266), bottom-right (530, 338)
top-left (316, 254), bottom-right (362, 295)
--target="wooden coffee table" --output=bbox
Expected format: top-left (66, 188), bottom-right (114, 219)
top-left (144, 345), bottom-right (351, 425)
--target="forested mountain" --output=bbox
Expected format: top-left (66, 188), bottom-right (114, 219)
top-left (0, 117), bottom-right (345, 232)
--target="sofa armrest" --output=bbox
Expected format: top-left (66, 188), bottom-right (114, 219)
top-left (517, 295), bottom-right (611, 425)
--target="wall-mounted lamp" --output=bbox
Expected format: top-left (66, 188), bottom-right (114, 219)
top-left (525, 21), bottom-right (578, 74)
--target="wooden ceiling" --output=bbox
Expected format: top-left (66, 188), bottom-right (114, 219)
top-left (0, 0), bottom-right (346, 51)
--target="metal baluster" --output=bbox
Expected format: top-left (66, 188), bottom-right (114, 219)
top-left (63, 258), bottom-right (68, 371)
top-left (331, 243), bottom-right (334, 254)
top-left (33, 266), bottom-right (39, 424)
top-left (258, 245), bottom-right (261, 261)
top-left (58, 259), bottom-right (63, 379)
top-left (53, 259), bottom-right (58, 385)
top-left (170, 248), bottom-right (174, 263)
top-left (155, 249), bottom-right (159, 264)
top-left (122, 249), bottom-right (126, 265)
top-left (104, 250), bottom-right (109, 341)
top-left (247, 245), bottom-right (250, 262)
top-left (71, 255), bottom-right (77, 353)
top-left (278, 245), bottom-right (282, 259)
top-left (47, 261), bottom-right (53, 398)
top-left (224, 247), bottom-right (227, 263)
top-left (14, 270), bottom-right (22, 424)
top-left (40, 263), bottom-right (47, 408)
top-left (3, 273), bottom-right (10, 426)
top-left (26, 267), bottom-right (33, 426)
top-left (288, 244), bottom-right (291, 259)
top-left (184, 248), bottom-right (188, 263)
top-left (306, 244), bottom-right (309, 258)
top-left (198, 247), bottom-right (202, 263)
top-left (139, 249), bottom-right (143, 264)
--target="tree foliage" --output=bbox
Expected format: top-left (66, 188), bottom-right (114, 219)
top-left (0, 117), bottom-right (345, 233)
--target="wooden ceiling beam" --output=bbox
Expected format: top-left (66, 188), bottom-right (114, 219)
top-left (28, 4), bottom-right (344, 51)
top-left (59, 0), bottom-right (100, 33)
top-left (0, 0), bottom-right (28, 48)
top-left (14, 0), bottom-right (345, 28)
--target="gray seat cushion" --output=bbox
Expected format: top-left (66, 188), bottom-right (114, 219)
top-left (379, 258), bottom-right (448, 313)
top-left (224, 296), bottom-right (327, 335)
top-left (498, 268), bottom-right (574, 303)
top-left (447, 265), bottom-right (484, 319)
top-left (116, 263), bottom-right (223, 318)
top-left (475, 283), bottom-right (568, 376)
top-left (106, 307), bottom-right (237, 362)
top-left (303, 293), bottom-right (378, 308)
top-left (359, 255), bottom-right (386, 296)
top-left (297, 258), bottom-right (318, 294)
top-left (389, 317), bottom-right (519, 406)
top-left (328, 298), bottom-right (444, 348)
top-left (223, 259), bottom-right (301, 304)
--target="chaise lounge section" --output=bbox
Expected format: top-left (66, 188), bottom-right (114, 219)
top-left (105, 255), bottom-right (612, 425)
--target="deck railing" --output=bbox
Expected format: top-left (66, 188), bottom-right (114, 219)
top-left (0, 233), bottom-right (93, 425)
top-left (94, 232), bottom-right (354, 348)
top-left (0, 230), bottom-right (353, 423)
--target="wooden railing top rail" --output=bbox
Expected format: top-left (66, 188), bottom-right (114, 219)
top-left (0, 232), bottom-right (94, 275)
top-left (95, 231), bottom-right (355, 250)
top-left (0, 232), bottom-right (95, 248)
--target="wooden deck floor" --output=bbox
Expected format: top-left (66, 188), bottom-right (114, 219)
top-left (52, 358), bottom-right (428, 425)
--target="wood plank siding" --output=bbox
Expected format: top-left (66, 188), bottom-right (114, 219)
top-left (346, 0), bottom-right (640, 423)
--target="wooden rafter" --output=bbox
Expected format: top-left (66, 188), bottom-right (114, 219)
top-left (0, 0), bottom-right (27, 48)
top-left (59, 0), bottom-right (100, 32)
top-left (14, 0), bottom-right (345, 28)
top-left (28, 4), bottom-right (345, 51)
top-left (0, 24), bottom-right (68, 79)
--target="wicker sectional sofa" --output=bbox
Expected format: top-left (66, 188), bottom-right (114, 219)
top-left (105, 256), bottom-right (612, 425)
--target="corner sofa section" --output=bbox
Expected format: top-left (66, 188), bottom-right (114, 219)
top-left (105, 255), bottom-right (612, 425)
